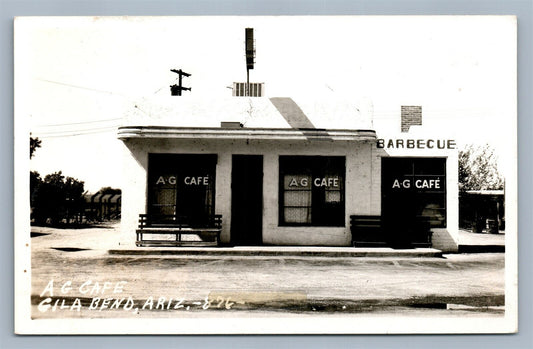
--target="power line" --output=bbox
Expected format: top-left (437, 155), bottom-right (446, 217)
top-left (35, 78), bottom-right (127, 96)
top-left (33, 124), bottom-right (119, 133)
top-left (154, 76), bottom-right (180, 95)
top-left (32, 125), bottom-right (119, 137)
top-left (33, 118), bottom-right (122, 128)
top-left (35, 128), bottom-right (119, 139)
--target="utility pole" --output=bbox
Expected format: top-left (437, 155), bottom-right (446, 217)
top-left (170, 69), bottom-right (191, 96)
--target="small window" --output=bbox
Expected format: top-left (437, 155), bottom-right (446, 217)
top-left (382, 157), bottom-right (447, 229)
top-left (233, 82), bottom-right (265, 97)
top-left (279, 156), bottom-right (345, 226)
top-left (148, 154), bottom-right (217, 226)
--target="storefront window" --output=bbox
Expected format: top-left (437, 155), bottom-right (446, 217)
top-left (382, 157), bottom-right (446, 229)
top-left (148, 154), bottom-right (217, 227)
top-left (279, 156), bottom-right (345, 226)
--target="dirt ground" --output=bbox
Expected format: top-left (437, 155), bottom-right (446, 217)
top-left (28, 223), bottom-right (505, 319)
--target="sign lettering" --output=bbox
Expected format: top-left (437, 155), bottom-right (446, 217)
top-left (377, 139), bottom-right (456, 150)
top-left (155, 176), bottom-right (209, 185)
top-left (184, 176), bottom-right (209, 186)
top-left (288, 176), bottom-right (339, 188)
top-left (392, 179), bottom-right (411, 189)
top-left (391, 177), bottom-right (444, 190)
top-left (155, 176), bottom-right (177, 185)
top-left (289, 178), bottom-right (308, 187)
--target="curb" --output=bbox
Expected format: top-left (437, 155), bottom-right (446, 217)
top-left (107, 247), bottom-right (443, 258)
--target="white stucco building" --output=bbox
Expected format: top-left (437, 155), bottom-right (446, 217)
top-left (118, 96), bottom-right (459, 252)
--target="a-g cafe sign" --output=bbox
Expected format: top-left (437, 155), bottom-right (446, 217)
top-left (287, 176), bottom-right (340, 188)
top-left (389, 176), bottom-right (445, 191)
top-left (155, 175), bottom-right (209, 186)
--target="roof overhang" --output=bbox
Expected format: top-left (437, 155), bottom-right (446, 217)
top-left (118, 126), bottom-right (376, 142)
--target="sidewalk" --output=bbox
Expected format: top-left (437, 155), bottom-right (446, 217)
top-left (31, 224), bottom-right (505, 257)
top-left (457, 229), bottom-right (505, 253)
top-left (108, 246), bottom-right (444, 258)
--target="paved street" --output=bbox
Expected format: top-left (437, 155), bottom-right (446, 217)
top-left (30, 223), bottom-right (505, 318)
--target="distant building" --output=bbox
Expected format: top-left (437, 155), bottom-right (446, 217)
top-left (84, 192), bottom-right (121, 221)
top-left (459, 190), bottom-right (505, 233)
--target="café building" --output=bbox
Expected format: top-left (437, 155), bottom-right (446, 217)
top-left (118, 97), bottom-right (459, 252)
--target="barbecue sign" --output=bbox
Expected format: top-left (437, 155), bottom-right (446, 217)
top-left (377, 138), bottom-right (456, 149)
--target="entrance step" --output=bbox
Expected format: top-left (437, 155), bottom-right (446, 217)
top-left (108, 246), bottom-right (443, 258)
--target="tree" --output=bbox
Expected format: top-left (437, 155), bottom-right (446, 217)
top-left (32, 171), bottom-right (85, 225)
top-left (30, 171), bottom-right (42, 205)
top-left (458, 144), bottom-right (504, 192)
top-left (30, 136), bottom-right (41, 159)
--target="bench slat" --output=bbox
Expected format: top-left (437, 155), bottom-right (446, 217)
top-left (135, 213), bottom-right (222, 247)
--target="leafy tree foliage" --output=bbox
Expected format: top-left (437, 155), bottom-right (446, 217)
top-left (30, 171), bottom-right (42, 204)
top-left (458, 144), bottom-right (504, 192)
top-left (31, 171), bottom-right (85, 225)
top-left (30, 136), bottom-right (41, 159)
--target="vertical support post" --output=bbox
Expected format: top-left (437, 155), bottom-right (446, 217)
top-left (246, 69), bottom-right (250, 97)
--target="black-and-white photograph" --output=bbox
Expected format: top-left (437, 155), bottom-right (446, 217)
top-left (14, 16), bottom-right (517, 334)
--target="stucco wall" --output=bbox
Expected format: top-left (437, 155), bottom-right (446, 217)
top-left (120, 136), bottom-right (459, 251)
top-left (120, 138), bottom-right (377, 247)
top-left (118, 141), bottom-right (148, 247)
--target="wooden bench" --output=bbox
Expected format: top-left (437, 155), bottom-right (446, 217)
top-left (136, 214), bottom-right (222, 247)
top-left (350, 215), bottom-right (387, 247)
top-left (350, 215), bottom-right (433, 247)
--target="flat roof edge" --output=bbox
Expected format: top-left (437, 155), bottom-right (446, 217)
top-left (117, 126), bottom-right (377, 141)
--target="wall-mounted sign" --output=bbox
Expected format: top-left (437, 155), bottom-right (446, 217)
top-left (390, 176), bottom-right (445, 191)
top-left (156, 176), bottom-right (177, 185)
top-left (287, 176), bottom-right (340, 188)
top-left (155, 176), bottom-right (209, 186)
top-left (377, 139), bottom-right (456, 150)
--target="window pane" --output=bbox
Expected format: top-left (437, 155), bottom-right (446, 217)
top-left (285, 191), bottom-right (312, 206)
top-left (157, 205), bottom-right (176, 216)
top-left (325, 190), bottom-right (341, 203)
top-left (279, 156), bottom-right (345, 226)
top-left (418, 195), bottom-right (446, 228)
top-left (148, 154), bottom-right (217, 225)
top-left (284, 208), bottom-right (311, 223)
top-left (154, 189), bottom-right (175, 206)
top-left (415, 158), bottom-right (446, 175)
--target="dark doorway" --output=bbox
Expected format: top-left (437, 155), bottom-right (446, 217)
top-left (382, 157), bottom-right (446, 247)
top-left (231, 155), bottom-right (263, 245)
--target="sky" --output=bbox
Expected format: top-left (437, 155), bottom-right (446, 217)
top-left (15, 16), bottom-right (517, 192)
